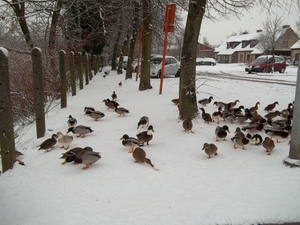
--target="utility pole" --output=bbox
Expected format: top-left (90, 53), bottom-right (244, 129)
top-left (284, 62), bottom-right (300, 167)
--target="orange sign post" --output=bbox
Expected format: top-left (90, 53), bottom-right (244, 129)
top-left (135, 27), bottom-right (143, 81)
top-left (159, 4), bottom-right (176, 94)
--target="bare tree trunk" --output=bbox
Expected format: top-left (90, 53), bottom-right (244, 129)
top-left (178, 0), bottom-right (206, 120)
top-left (48, 0), bottom-right (64, 72)
top-left (139, 0), bottom-right (152, 91)
top-left (125, 0), bottom-right (140, 79)
top-left (10, 0), bottom-right (34, 49)
top-left (111, 26), bottom-right (122, 71)
top-left (117, 32), bottom-right (130, 74)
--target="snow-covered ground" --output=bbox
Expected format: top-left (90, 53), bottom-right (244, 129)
top-left (1, 63), bottom-right (299, 225)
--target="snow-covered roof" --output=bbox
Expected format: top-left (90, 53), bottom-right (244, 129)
top-left (215, 26), bottom-right (297, 56)
top-left (291, 40), bottom-right (300, 49)
top-left (215, 31), bottom-right (259, 55)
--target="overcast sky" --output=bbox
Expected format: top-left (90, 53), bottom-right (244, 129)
top-left (198, 6), bottom-right (300, 46)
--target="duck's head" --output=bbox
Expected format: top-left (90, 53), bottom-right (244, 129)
top-left (62, 153), bottom-right (77, 165)
top-left (67, 127), bottom-right (74, 134)
top-left (222, 125), bottom-right (230, 133)
top-left (120, 134), bottom-right (129, 140)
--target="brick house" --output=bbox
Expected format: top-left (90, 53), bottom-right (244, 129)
top-left (197, 43), bottom-right (215, 58)
top-left (214, 25), bottom-right (299, 63)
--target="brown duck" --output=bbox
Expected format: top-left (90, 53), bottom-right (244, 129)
top-left (103, 99), bottom-right (116, 110)
top-left (132, 147), bottom-right (159, 171)
top-left (264, 110), bottom-right (281, 120)
top-left (264, 101), bottom-right (279, 112)
top-left (202, 143), bottom-right (218, 159)
top-left (38, 134), bottom-right (58, 152)
top-left (249, 102), bottom-right (260, 114)
top-left (231, 133), bottom-right (250, 150)
top-left (182, 116), bottom-right (194, 133)
top-left (262, 137), bottom-right (275, 156)
top-left (212, 107), bottom-right (223, 124)
top-left (136, 125), bottom-right (154, 145)
top-left (200, 107), bottom-right (213, 123)
top-left (225, 99), bottom-right (240, 110)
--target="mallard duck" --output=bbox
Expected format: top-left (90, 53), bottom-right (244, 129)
top-left (67, 125), bottom-right (94, 138)
top-left (215, 125), bottom-right (230, 141)
top-left (136, 125), bottom-right (154, 145)
top-left (57, 132), bottom-right (73, 150)
top-left (115, 106), bottom-right (130, 117)
top-left (38, 134), bottom-right (58, 151)
top-left (84, 107), bottom-right (95, 113)
top-left (264, 101), bottom-right (279, 111)
top-left (132, 147), bottom-right (159, 171)
top-left (202, 143), bottom-right (218, 159)
top-left (248, 133), bottom-right (263, 145)
top-left (111, 91), bottom-right (117, 101)
top-left (271, 115), bottom-right (293, 128)
top-left (85, 110), bottom-right (105, 121)
top-left (182, 116), bottom-right (194, 133)
top-left (137, 116), bottom-right (149, 129)
top-left (212, 107), bottom-right (223, 124)
top-left (62, 150), bottom-right (101, 169)
top-left (262, 137), bottom-right (275, 156)
top-left (60, 146), bottom-right (93, 160)
top-left (248, 111), bottom-right (264, 123)
top-left (106, 98), bottom-right (119, 108)
top-left (199, 107), bottom-right (213, 123)
top-left (280, 103), bottom-right (294, 119)
top-left (120, 134), bottom-right (144, 153)
top-left (67, 115), bottom-right (77, 127)
top-left (171, 98), bottom-right (179, 105)
top-left (198, 96), bottom-right (213, 107)
top-left (241, 119), bottom-right (266, 134)
top-left (118, 81), bottom-right (122, 87)
top-left (213, 101), bottom-right (227, 108)
top-left (103, 99), bottom-right (117, 110)
top-left (264, 126), bottom-right (291, 143)
top-left (264, 110), bottom-right (281, 120)
top-left (249, 102), bottom-right (260, 114)
top-left (224, 99), bottom-right (240, 110)
top-left (231, 132), bottom-right (250, 150)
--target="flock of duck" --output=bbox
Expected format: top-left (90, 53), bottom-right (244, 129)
top-left (173, 96), bottom-right (294, 158)
top-left (37, 89), bottom-right (158, 170)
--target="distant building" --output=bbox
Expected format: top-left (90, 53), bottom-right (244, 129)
top-left (214, 25), bottom-right (299, 64)
top-left (291, 40), bottom-right (300, 65)
top-left (197, 43), bottom-right (215, 58)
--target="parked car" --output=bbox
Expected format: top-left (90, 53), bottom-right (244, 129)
top-left (196, 58), bottom-right (217, 66)
top-left (245, 55), bottom-right (286, 74)
top-left (150, 55), bottom-right (180, 78)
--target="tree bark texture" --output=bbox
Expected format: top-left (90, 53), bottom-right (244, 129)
top-left (139, 0), bottom-right (152, 91)
top-left (126, 0), bottom-right (140, 79)
top-left (178, 0), bottom-right (207, 120)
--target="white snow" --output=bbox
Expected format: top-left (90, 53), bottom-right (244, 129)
top-left (1, 63), bottom-right (300, 225)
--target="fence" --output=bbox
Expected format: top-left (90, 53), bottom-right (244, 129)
top-left (0, 47), bottom-right (101, 173)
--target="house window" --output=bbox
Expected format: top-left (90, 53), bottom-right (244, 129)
top-left (227, 43), bottom-right (230, 49)
top-left (247, 55), bottom-right (250, 61)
